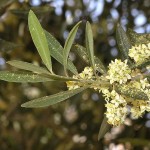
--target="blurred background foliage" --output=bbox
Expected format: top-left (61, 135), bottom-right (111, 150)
top-left (0, 0), bottom-right (150, 149)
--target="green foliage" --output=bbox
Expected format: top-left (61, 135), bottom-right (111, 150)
top-left (21, 87), bottom-right (86, 108)
top-left (7, 60), bottom-right (50, 74)
top-left (63, 21), bottom-right (81, 75)
top-left (85, 21), bottom-right (96, 74)
top-left (0, 10), bottom-right (150, 142)
top-left (28, 10), bottom-right (53, 73)
top-left (73, 44), bottom-right (106, 74)
top-left (7, 60), bottom-right (77, 81)
top-left (0, 71), bottom-right (53, 82)
top-left (45, 31), bottom-right (78, 75)
top-left (115, 84), bottom-right (149, 100)
top-left (116, 24), bottom-right (134, 67)
top-left (127, 28), bottom-right (150, 45)
top-left (98, 115), bottom-right (111, 141)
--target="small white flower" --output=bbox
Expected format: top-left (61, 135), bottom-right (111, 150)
top-left (66, 66), bottom-right (95, 90)
top-left (129, 44), bottom-right (150, 65)
top-left (105, 102), bottom-right (127, 126)
top-left (106, 59), bottom-right (131, 84)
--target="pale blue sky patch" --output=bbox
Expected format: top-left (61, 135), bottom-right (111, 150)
top-left (29, 0), bottom-right (41, 6)
top-left (145, 120), bottom-right (150, 128)
top-left (51, 0), bottom-right (64, 16)
top-left (134, 26), bottom-right (145, 33)
top-left (111, 47), bottom-right (118, 57)
top-left (90, 0), bottom-right (104, 21)
top-left (131, 8), bottom-right (139, 17)
top-left (65, 10), bottom-right (73, 25)
top-left (110, 8), bottom-right (119, 20)
top-left (108, 37), bottom-right (116, 47)
top-left (75, 9), bottom-right (82, 18)
top-left (91, 93), bottom-right (99, 101)
top-left (0, 57), bottom-right (5, 65)
top-left (134, 13), bottom-right (147, 26)
top-left (66, 0), bottom-right (75, 7)
top-left (63, 30), bottom-right (69, 40)
top-left (146, 24), bottom-right (150, 32)
top-left (113, 0), bottom-right (121, 8)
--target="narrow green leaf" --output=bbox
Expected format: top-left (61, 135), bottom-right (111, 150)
top-left (136, 60), bottom-right (150, 69)
top-left (7, 60), bottom-right (50, 74)
top-left (144, 72), bottom-right (150, 82)
top-left (85, 21), bottom-right (96, 74)
top-left (127, 28), bottom-right (150, 45)
top-left (43, 74), bottom-right (79, 81)
top-left (63, 21), bottom-right (82, 75)
top-left (116, 24), bottom-right (134, 67)
top-left (73, 44), bottom-right (89, 64)
top-left (28, 10), bottom-right (52, 73)
top-left (21, 87), bottom-right (86, 108)
top-left (115, 84), bottom-right (149, 100)
top-left (45, 31), bottom-right (78, 75)
top-left (7, 60), bottom-right (79, 81)
top-left (73, 44), bottom-right (106, 74)
top-left (98, 115), bottom-right (111, 141)
top-left (0, 71), bottom-right (53, 82)
top-left (94, 57), bottom-right (107, 74)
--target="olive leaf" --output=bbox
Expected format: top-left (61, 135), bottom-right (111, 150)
top-left (98, 115), bottom-right (111, 141)
top-left (73, 44), bottom-right (106, 74)
top-left (45, 31), bottom-right (78, 75)
top-left (116, 24), bottom-right (134, 67)
top-left (63, 21), bottom-right (82, 75)
top-left (7, 60), bottom-right (50, 74)
top-left (73, 44), bottom-right (89, 64)
top-left (136, 60), bottom-right (150, 69)
top-left (85, 21), bottom-right (96, 74)
top-left (0, 71), bottom-right (53, 82)
top-left (21, 87), bottom-right (86, 108)
top-left (28, 10), bottom-right (52, 73)
top-left (7, 60), bottom-right (79, 81)
top-left (115, 84), bottom-right (149, 100)
top-left (143, 72), bottom-right (150, 82)
top-left (127, 28), bottom-right (150, 45)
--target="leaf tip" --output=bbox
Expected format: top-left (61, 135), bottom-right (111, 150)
top-left (21, 102), bottom-right (32, 108)
top-left (6, 61), bottom-right (10, 64)
top-left (21, 103), bottom-right (26, 107)
top-left (29, 9), bottom-right (33, 15)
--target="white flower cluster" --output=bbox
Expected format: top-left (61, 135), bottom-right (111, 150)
top-left (128, 43), bottom-right (150, 65)
top-left (104, 78), bottom-right (150, 125)
top-left (99, 59), bottom-right (150, 126)
top-left (103, 90), bottom-right (128, 126)
top-left (106, 59), bottom-right (131, 84)
top-left (66, 67), bottom-right (94, 90)
top-left (66, 58), bottom-right (150, 126)
top-left (125, 79), bottom-right (150, 119)
top-left (132, 78), bottom-right (150, 98)
top-left (131, 100), bottom-right (150, 119)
